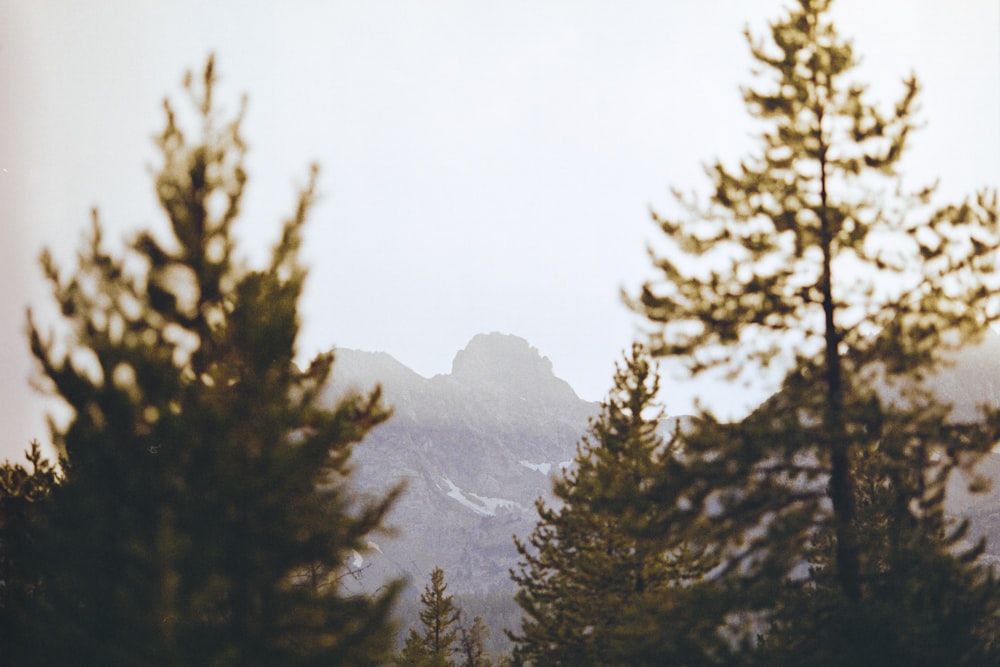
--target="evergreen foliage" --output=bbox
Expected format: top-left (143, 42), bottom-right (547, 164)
top-left (397, 628), bottom-right (437, 667)
top-left (633, 0), bottom-right (1000, 662)
top-left (396, 566), bottom-right (463, 667)
top-left (457, 614), bottom-right (493, 667)
top-left (419, 566), bottom-right (462, 664)
top-left (453, 590), bottom-right (522, 660)
top-left (509, 343), bottom-right (711, 665)
top-left (0, 442), bottom-right (58, 664)
top-left (20, 57), bottom-right (401, 666)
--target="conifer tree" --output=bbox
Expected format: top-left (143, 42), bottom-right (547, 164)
top-left (633, 0), bottom-right (1000, 661)
top-left (457, 615), bottom-right (493, 667)
top-left (23, 57), bottom-right (401, 666)
top-left (396, 566), bottom-right (462, 667)
top-left (418, 566), bottom-right (462, 663)
top-left (509, 343), bottom-right (710, 665)
top-left (0, 442), bottom-right (58, 665)
top-left (397, 629), bottom-right (434, 667)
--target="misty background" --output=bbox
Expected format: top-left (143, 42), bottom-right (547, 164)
top-left (1, 0), bottom-right (997, 462)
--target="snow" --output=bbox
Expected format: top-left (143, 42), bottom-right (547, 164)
top-left (519, 459), bottom-right (574, 475)
top-left (519, 460), bottom-right (552, 475)
top-left (440, 476), bottom-right (526, 516)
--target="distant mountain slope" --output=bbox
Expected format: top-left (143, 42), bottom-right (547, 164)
top-left (929, 332), bottom-right (1000, 552)
top-left (323, 333), bottom-right (599, 597)
top-left (322, 331), bottom-right (1000, 599)
top-left (928, 330), bottom-right (1000, 424)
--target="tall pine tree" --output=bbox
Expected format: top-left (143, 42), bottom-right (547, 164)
top-left (634, 0), bottom-right (1000, 662)
top-left (509, 343), bottom-right (710, 666)
top-left (23, 57), bottom-right (401, 666)
top-left (396, 566), bottom-right (463, 667)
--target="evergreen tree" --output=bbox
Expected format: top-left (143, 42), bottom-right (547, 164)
top-left (396, 566), bottom-right (462, 667)
top-left (0, 442), bottom-right (58, 664)
top-left (633, 0), bottom-right (1000, 662)
top-left (509, 343), bottom-right (711, 665)
top-left (397, 628), bottom-right (436, 667)
top-left (457, 614), bottom-right (493, 667)
top-left (419, 566), bottom-right (462, 663)
top-left (22, 56), bottom-right (401, 666)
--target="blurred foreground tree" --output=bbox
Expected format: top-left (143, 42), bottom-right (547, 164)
top-left (509, 344), bottom-right (713, 665)
top-left (633, 0), bottom-right (1000, 663)
top-left (0, 442), bottom-right (58, 664)
top-left (21, 56), bottom-right (401, 666)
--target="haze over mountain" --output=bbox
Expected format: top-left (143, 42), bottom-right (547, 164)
top-left (323, 332), bottom-right (600, 597)
top-left (322, 331), bottom-right (1000, 599)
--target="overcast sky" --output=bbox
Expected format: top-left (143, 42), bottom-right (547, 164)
top-left (2, 1), bottom-right (998, 461)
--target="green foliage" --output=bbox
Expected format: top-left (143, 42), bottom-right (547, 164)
top-left (453, 590), bottom-right (521, 660)
top-left (634, 0), bottom-right (1000, 662)
top-left (0, 442), bottom-right (59, 663)
top-left (396, 566), bottom-right (463, 667)
top-left (419, 567), bottom-right (462, 663)
top-left (457, 615), bottom-right (493, 667)
top-left (20, 56), bottom-right (401, 666)
top-left (397, 628), bottom-right (437, 667)
top-left (509, 344), bottom-right (712, 665)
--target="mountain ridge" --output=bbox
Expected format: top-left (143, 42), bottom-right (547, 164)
top-left (324, 332), bottom-right (599, 597)
top-left (324, 331), bottom-right (1000, 599)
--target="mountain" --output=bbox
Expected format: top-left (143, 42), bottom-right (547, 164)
top-left (323, 331), bottom-right (1000, 601)
top-left (323, 333), bottom-right (599, 598)
top-left (938, 332), bottom-right (1000, 568)
top-left (928, 331), bottom-right (1000, 424)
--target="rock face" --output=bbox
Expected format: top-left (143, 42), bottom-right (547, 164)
top-left (324, 331), bottom-right (1000, 597)
top-left (324, 333), bottom-right (598, 596)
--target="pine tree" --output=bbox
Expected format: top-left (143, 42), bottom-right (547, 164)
top-left (418, 566), bottom-right (462, 663)
top-left (633, 0), bottom-right (1000, 661)
top-left (0, 442), bottom-right (58, 664)
top-left (457, 614), bottom-right (492, 667)
top-left (509, 343), bottom-right (710, 665)
top-left (397, 628), bottom-right (436, 667)
top-left (22, 56), bottom-right (401, 666)
top-left (396, 567), bottom-right (462, 667)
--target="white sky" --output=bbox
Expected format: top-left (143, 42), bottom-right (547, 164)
top-left (1, 1), bottom-right (998, 461)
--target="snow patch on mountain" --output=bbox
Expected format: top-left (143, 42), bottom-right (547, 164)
top-left (520, 459), bottom-right (575, 475)
top-left (519, 460), bottom-right (553, 475)
top-left (467, 490), bottom-right (526, 514)
top-left (441, 476), bottom-right (526, 516)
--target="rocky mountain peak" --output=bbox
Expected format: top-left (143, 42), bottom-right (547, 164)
top-left (323, 333), bottom-right (597, 600)
top-left (323, 331), bottom-right (1000, 608)
top-left (449, 332), bottom-right (578, 402)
